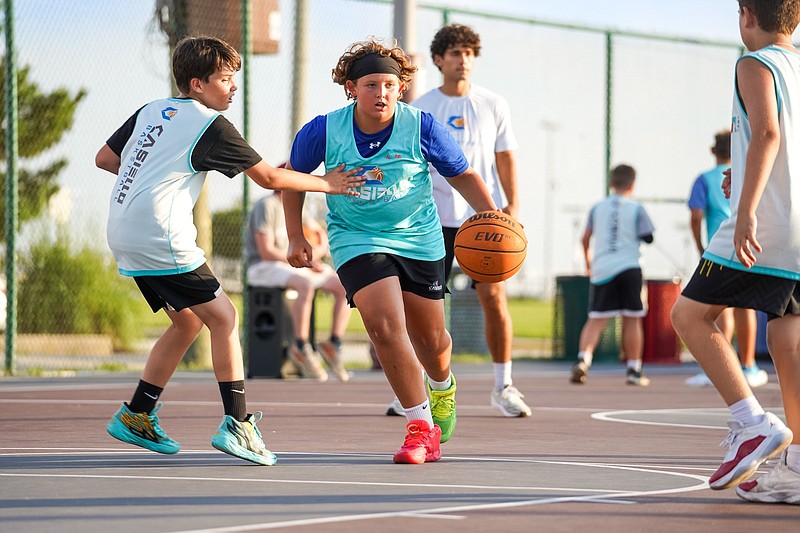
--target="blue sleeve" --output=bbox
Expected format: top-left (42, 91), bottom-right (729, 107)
top-left (637, 205), bottom-right (656, 238)
top-left (687, 175), bottom-right (708, 210)
top-left (419, 111), bottom-right (469, 178)
top-left (289, 115), bottom-right (327, 173)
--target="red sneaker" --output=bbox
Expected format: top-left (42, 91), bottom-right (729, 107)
top-left (709, 412), bottom-right (792, 490)
top-left (393, 420), bottom-right (442, 464)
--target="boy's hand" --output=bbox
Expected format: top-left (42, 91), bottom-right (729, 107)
top-left (734, 212), bottom-right (762, 268)
top-left (323, 164), bottom-right (365, 195)
top-left (286, 236), bottom-right (313, 269)
top-left (722, 169), bottom-right (732, 199)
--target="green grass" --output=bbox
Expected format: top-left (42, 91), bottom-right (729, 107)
top-left (138, 291), bottom-right (555, 340)
top-left (313, 293), bottom-right (553, 339)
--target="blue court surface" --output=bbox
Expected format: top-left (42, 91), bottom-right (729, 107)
top-left (1, 360), bottom-right (798, 532)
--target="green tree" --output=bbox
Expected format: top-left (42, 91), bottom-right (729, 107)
top-left (18, 237), bottom-right (151, 351)
top-left (0, 62), bottom-right (86, 239)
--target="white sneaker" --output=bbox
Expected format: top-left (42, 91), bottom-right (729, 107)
top-left (743, 366), bottom-right (769, 388)
top-left (288, 344), bottom-right (328, 382)
top-left (709, 412), bottom-right (793, 490)
top-left (736, 451), bottom-right (800, 504)
top-left (319, 341), bottom-right (350, 382)
top-left (685, 372), bottom-right (713, 387)
top-left (385, 397), bottom-right (404, 416)
top-left (491, 385), bottom-right (532, 417)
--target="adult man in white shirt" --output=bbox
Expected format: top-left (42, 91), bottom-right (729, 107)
top-left (398, 24), bottom-right (529, 417)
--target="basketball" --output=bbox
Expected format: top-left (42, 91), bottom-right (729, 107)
top-left (454, 211), bottom-right (527, 283)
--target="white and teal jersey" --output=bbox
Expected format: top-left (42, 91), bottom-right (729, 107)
top-left (106, 98), bottom-right (218, 276)
top-left (586, 195), bottom-right (655, 285)
top-left (323, 102), bottom-right (444, 268)
top-left (705, 46), bottom-right (800, 280)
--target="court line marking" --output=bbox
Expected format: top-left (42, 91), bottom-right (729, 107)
top-left (591, 407), bottom-right (784, 430)
top-left (165, 466), bottom-right (709, 532)
top-left (0, 397), bottom-right (604, 413)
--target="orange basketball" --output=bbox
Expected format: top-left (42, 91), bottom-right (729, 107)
top-left (454, 211), bottom-right (527, 283)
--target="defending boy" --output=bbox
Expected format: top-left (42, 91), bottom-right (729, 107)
top-left (95, 36), bottom-right (362, 465)
top-left (671, 0), bottom-right (800, 502)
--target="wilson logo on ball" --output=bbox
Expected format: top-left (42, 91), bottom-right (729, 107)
top-left (454, 211), bottom-right (527, 283)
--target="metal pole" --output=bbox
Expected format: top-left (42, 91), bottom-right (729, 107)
top-left (394, 0), bottom-right (418, 101)
top-left (291, 0), bottom-right (309, 136)
top-left (604, 31), bottom-right (613, 196)
top-left (4, 0), bottom-right (18, 376)
top-left (241, 0), bottom-right (252, 367)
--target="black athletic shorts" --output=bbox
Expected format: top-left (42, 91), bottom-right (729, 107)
top-left (443, 225), bottom-right (478, 288)
top-left (682, 259), bottom-right (800, 320)
top-left (589, 268), bottom-right (645, 318)
top-left (134, 263), bottom-right (222, 312)
top-left (336, 253), bottom-right (448, 308)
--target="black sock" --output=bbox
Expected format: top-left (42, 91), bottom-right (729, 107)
top-left (218, 380), bottom-right (247, 422)
top-left (128, 379), bottom-right (164, 414)
top-left (329, 335), bottom-right (341, 348)
top-left (295, 338), bottom-right (308, 350)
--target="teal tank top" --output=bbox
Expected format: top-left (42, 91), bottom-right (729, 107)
top-left (324, 101), bottom-right (445, 268)
top-left (702, 164), bottom-right (732, 240)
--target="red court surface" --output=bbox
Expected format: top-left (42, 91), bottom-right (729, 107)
top-left (1, 360), bottom-right (799, 532)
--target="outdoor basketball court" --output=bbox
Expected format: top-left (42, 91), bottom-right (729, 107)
top-left (2, 360), bottom-right (798, 532)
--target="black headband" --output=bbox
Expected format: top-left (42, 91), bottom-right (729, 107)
top-left (348, 53), bottom-right (402, 81)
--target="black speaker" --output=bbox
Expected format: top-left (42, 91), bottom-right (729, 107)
top-left (246, 287), bottom-right (293, 378)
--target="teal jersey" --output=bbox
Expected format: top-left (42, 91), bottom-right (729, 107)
top-left (324, 102), bottom-right (445, 268)
top-left (704, 165), bottom-right (732, 240)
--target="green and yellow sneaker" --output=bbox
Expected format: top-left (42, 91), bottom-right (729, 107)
top-left (428, 373), bottom-right (457, 443)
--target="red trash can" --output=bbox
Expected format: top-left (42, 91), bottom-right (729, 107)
top-left (643, 278), bottom-right (682, 364)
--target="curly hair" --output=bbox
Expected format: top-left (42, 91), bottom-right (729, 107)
top-left (738, 0), bottom-right (800, 34)
top-left (331, 38), bottom-right (417, 100)
top-left (429, 24), bottom-right (481, 64)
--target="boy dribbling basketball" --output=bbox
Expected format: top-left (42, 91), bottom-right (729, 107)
top-left (281, 38), bottom-right (497, 463)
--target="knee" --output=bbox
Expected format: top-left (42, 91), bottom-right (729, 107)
top-left (417, 327), bottom-right (452, 355)
top-left (174, 312), bottom-right (205, 337)
top-left (670, 299), bottom-right (691, 335)
top-left (205, 304), bottom-right (239, 335)
top-left (292, 279), bottom-right (315, 301)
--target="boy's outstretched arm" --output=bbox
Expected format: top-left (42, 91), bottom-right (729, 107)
top-left (735, 57), bottom-right (781, 268)
top-left (95, 144), bottom-right (121, 174)
top-left (244, 161), bottom-right (364, 196)
top-left (446, 167), bottom-right (498, 214)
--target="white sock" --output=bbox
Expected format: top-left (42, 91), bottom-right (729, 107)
top-left (578, 351), bottom-right (593, 366)
top-left (729, 396), bottom-right (766, 427)
top-left (786, 444), bottom-right (800, 474)
top-left (404, 399), bottom-right (434, 428)
top-left (627, 359), bottom-right (642, 372)
top-left (493, 362), bottom-right (512, 391)
top-left (428, 373), bottom-right (452, 391)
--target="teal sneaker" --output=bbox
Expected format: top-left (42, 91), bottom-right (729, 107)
top-left (211, 411), bottom-right (277, 466)
top-left (428, 373), bottom-right (457, 443)
top-left (106, 403), bottom-right (180, 454)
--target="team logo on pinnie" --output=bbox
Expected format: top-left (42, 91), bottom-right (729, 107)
top-left (355, 165), bottom-right (384, 183)
top-left (161, 107), bottom-right (178, 121)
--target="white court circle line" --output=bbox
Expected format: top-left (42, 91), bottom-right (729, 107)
top-left (592, 407), bottom-right (785, 430)
top-left (1, 449), bottom-right (710, 531)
